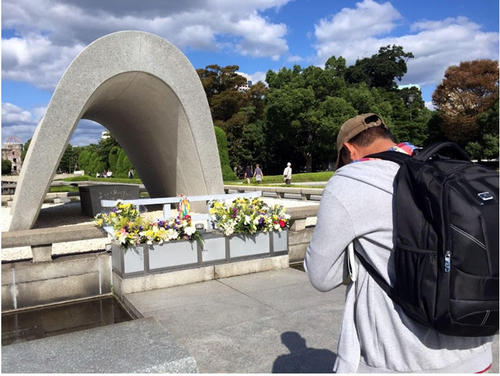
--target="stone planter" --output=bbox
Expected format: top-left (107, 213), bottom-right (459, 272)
top-left (147, 241), bottom-right (198, 270)
top-left (229, 232), bottom-right (271, 258)
top-left (272, 229), bottom-right (288, 253)
top-left (200, 233), bottom-right (227, 263)
top-left (111, 229), bottom-right (289, 278)
top-left (112, 244), bottom-right (145, 276)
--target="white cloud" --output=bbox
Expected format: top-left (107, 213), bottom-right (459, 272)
top-left (315, 0), bottom-right (401, 45)
top-left (2, 0), bottom-right (291, 89)
top-left (237, 70), bottom-right (268, 84)
top-left (70, 119), bottom-right (106, 146)
top-left (2, 102), bottom-right (43, 144)
top-left (287, 55), bottom-right (304, 63)
top-left (424, 101), bottom-right (435, 111)
top-left (313, 0), bottom-right (498, 89)
top-left (2, 103), bottom-right (33, 124)
top-left (1, 102), bottom-right (104, 145)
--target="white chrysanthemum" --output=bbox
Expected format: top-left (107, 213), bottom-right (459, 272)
top-left (166, 228), bottom-right (179, 240)
top-left (184, 225), bottom-right (196, 236)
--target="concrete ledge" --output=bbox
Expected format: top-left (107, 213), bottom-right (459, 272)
top-left (2, 252), bottom-right (111, 311)
top-left (214, 255), bottom-right (288, 279)
top-left (287, 205), bottom-right (319, 220)
top-left (1, 317), bottom-right (198, 373)
top-left (114, 265), bottom-right (215, 296)
top-left (113, 255), bottom-right (289, 297)
top-left (223, 185), bottom-right (323, 199)
top-left (2, 224), bottom-right (106, 248)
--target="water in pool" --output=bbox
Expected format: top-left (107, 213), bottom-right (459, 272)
top-left (2, 296), bottom-right (133, 346)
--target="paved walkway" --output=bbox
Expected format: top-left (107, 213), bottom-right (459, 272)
top-left (125, 268), bottom-right (499, 373)
top-left (126, 268), bottom-right (344, 373)
top-left (2, 267), bottom-right (498, 372)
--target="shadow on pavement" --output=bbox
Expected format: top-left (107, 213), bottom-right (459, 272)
top-left (272, 331), bottom-right (337, 373)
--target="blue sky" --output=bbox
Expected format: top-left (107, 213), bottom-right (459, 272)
top-left (2, 0), bottom-right (498, 146)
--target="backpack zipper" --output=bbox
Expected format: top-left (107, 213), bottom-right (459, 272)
top-left (480, 310), bottom-right (490, 326)
top-left (444, 250), bottom-right (451, 273)
top-left (450, 224), bottom-right (487, 250)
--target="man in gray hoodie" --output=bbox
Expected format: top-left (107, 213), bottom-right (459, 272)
top-left (304, 113), bottom-right (493, 373)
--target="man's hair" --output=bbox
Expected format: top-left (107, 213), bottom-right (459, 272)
top-left (339, 126), bottom-right (394, 166)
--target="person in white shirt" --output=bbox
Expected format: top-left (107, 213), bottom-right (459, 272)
top-left (283, 162), bottom-right (292, 185)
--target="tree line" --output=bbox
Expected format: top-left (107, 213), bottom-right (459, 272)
top-left (198, 46), bottom-right (497, 175)
top-left (12, 46), bottom-right (498, 178)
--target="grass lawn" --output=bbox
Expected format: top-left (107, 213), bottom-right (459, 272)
top-left (60, 171), bottom-right (332, 188)
top-left (226, 170), bottom-right (332, 185)
top-left (62, 175), bottom-right (142, 184)
top-left (49, 185), bottom-right (79, 193)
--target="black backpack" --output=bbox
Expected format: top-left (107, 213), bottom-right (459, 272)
top-left (355, 142), bottom-right (499, 337)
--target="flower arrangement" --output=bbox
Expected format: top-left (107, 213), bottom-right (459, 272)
top-left (95, 201), bottom-right (201, 249)
top-left (209, 197), bottom-right (290, 237)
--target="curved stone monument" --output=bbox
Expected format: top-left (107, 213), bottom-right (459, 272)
top-left (10, 31), bottom-right (224, 230)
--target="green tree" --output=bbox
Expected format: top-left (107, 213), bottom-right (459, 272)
top-left (108, 146), bottom-right (121, 172)
top-left (57, 144), bottom-right (78, 173)
top-left (21, 138), bottom-right (31, 161)
top-left (97, 135), bottom-right (120, 168)
top-left (345, 45), bottom-right (414, 89)
top-left (465, 101), bottom-right (499, 159)
top-left (265, 86), bottom-right (317, 171)
top-left (2, 159), bottom-right (12, 175)
top-left (316, 97), bottom-right (358, 167)
top-left (115, 149), bottom-right (133, 177)
top-left (197, 64), bottom-right (247, 101)
top-left (214, 126), bottom-right (237, 180)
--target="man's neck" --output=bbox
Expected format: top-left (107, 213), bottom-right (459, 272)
top-left (360, 139), bottom-right (397, 158)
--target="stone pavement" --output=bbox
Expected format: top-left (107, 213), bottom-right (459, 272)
top-left (126, 267), bottom-right (344, 373)
top-left (126, 267), bottom-right (499, 373)
top-left (2, 317), bottom-right (198, 373)
top-left (2, 267), bottom-right (498, 373)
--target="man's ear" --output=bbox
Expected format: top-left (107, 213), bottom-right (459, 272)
top-left (344, 142), bottom-right (357, 161)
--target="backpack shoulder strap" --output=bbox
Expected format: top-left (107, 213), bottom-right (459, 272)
top-left (365, 150), bottom-right (411, 165)
top-left (354, 249), bottom-right (402, 306)
top-left (413, 141), bottom-right (470, 162)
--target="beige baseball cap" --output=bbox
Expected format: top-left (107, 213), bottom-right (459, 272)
top-left (335, 113), bottom-right (387, 169)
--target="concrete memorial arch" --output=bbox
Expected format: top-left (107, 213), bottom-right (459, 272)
top-left (10, 31), bottom-right (224, 230)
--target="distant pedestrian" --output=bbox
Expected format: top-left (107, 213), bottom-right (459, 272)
top-left (245, 165), bottom-right (253, 184)
top-left (107, 170), bottom-right (113, 178)
top-left (128, 169), bottom-right (134, 179)
top-left (253, 164), bottom-right (263, 184)
top-left (283, 162), bottom-right (292, 185)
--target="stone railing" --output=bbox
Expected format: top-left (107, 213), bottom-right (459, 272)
top-left (286, 205), bottom-right (318, 263)
top-left (2, 224), bottom-right (107, 262)
top-left (224, 184), bottom-right (323, 201)
top-left (2, 224), bottom-right (110, 311)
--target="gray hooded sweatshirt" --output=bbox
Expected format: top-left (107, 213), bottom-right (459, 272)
top-left (304, 159), bottom-right (493, 373)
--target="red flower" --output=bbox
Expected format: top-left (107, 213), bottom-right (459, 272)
top-left (279, 219), bottom-right (286, 228)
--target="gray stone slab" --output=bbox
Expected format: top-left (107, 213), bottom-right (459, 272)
top-left (134, 283), bottom-right (280, 338)
top-left (217, 268), bottom-right (346, 313)
top-left (1, 317), bottom-right (197, 373)
top-left (175, 304), bottom-right (343, 373)
top-left (126, 268), bottom-right (499, 373)
top-left (217, 267), bottom-right (311, 293)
